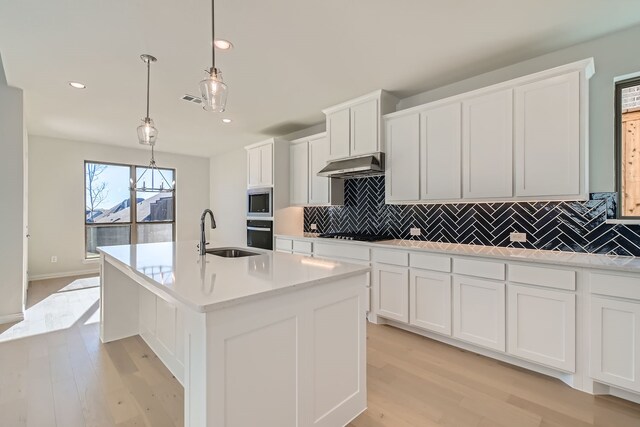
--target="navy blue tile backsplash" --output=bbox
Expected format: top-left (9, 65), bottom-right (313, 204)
top-left (303, 176), bottom-right (640, 256)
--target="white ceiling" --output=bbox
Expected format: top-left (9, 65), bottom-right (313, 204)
top-left (2, 0), bottom-right (640, 158)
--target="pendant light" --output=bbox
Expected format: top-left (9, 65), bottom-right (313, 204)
top-left (131, 54), bottom-right (174, 193)
top-left (137, 54), bottom-right (158, 145)
top-left (199, 0), bottom-right (228, 112)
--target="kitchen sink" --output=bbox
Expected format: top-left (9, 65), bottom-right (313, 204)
top-left (206, 247), bottom-right (260, 258)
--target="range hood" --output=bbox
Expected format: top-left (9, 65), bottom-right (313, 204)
top-left (317, 152), bottom-right (385, 179)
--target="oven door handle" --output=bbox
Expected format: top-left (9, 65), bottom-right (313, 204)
top-left (247, 227), bottom-right (272, 232)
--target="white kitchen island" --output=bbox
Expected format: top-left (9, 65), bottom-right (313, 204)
top-left (98, 241), bottom-right (370, 427)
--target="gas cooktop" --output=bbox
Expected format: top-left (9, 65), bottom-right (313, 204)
top-left (317, 232), bottom-right (392, 242)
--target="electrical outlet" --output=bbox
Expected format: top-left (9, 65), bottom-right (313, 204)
top-left (410, 227), bottom-right (421, 236)
top-left (50, 256), bottom-right (57, 263)
top-left (310, 224), bottom-right (317, 231)
top-left (510, 232), bottom-right (527, 243)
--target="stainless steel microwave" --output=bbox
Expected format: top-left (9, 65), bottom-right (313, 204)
top-left (247, 187), bottom-right (272, 217)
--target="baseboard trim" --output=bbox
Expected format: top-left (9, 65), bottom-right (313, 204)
top-left (0, 312), bottom-right (24, 325)
top-left (29, 268), bottom-right (100, 282)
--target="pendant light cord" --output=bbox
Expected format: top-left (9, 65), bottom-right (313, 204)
top-left (211, 0), bottom-right (216, 71)
top-left (146, 58), bottom-right (151, 119)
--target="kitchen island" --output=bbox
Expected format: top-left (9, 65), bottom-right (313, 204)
top-left (98, 241), bottom-right (370, 427)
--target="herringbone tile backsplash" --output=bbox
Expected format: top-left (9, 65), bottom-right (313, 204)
top-left (303, 176), bottom-right (640, 256)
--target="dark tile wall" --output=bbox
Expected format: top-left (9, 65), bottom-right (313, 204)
top-left (303, 176), bottom-right (640, 256)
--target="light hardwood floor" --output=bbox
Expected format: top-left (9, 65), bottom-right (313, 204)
top-left (1, 276), bottom-right (639, 426)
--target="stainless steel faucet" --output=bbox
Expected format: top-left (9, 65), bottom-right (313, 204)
top-left (199, 209), bottom-right (217, 255)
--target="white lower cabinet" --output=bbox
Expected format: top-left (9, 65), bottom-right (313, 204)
top-left (373, 263), bottom-right (409, 323)
top-left (275, 237), bottom-right (293, 253)
top-left (453, 276), bottom-right (505, 352)
top-left (409, 269), bottom-right (452, 335)
top-left (138, 287), bottom-right (184, 382)
top-left (590, 296), bottom-right (640, 393)
top-left (507, 284), bottom-right (575, 372)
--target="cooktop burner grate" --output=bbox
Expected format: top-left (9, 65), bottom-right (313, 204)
top-left (318, 232), bottom-right (392, 242)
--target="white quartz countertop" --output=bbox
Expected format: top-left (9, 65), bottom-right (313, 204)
top-left (275, 234), bottom-right (640, 273)
top-left (98, 241), bottom-right (370, 312)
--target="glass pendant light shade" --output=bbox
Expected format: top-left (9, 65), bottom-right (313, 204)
top-left (199, 68), bottom-right (228, 112)
top-left (137, 118), bottom-right (158, 145)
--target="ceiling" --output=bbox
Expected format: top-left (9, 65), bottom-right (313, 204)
top-left (2, 0), bottom-right (640, 158)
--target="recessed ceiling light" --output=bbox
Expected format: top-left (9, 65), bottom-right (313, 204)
top-left (222, 118), bottom-right (232, 123)
top-left (213, 39), bottom-right (233, 50)
top-left (68, 81), bottom-right (86, 89)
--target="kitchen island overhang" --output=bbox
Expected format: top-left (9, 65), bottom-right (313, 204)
top-left (98, 241), bottom-right (370, 427)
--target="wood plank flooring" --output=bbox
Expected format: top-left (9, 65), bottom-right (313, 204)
top-left (0, 275), bottom-right (639, 426)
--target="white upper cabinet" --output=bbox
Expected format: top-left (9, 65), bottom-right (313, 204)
top-left (247, 146), bottom-right (262, 187)
top-left (327, 108), bottom-right (351, 160)
top-left (382, 58), bottom-right (593, 204)
top-left (350, 99), bottom-right (379, 156)
top-left (323, 90), bottom-right (398, 161)
top-left (289, 133), bottom-right (344, 206)
top-left (514, 71), bottom-right (581, 198)
top-left (462, 89), bottom-right (514, 199)
top-left (247, 143), bottom-right (273, 188)
top-left (290, 141), bottom-right (309, 205)
top-left (385, 113), bottom-right (420, 202)
top-left (421, 103), bottom-right (462, 200)
top-left (308, 134), bottom-right (331, 205)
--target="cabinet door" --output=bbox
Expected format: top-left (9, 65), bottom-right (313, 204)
top-left (507, 284), bottom-right (575, 372)
top-left (373, 263), bottom-right (409, 323)
top-left (453, 276), bottom-right (505, 351)
top-left (260, 144), bottom-right (273, 186)
top-left (327, 108), bottom-right (351, 160)
top-left (514, 72), bottom-right (580, 197)
top-left (462, 89), bottom-right (513, 199)
top-left (309, 135), bottom-right (330, 205)
top-left (156, 298), bottom-right (177, 355)
top-left (247, 147), bottom-right (262, 187)
top-left (351, 99), bottom-right (379, 156)
top-left (421, 103), bottom-right (462, 200)
top-left (591, 296), bottom-right (640, 392)
top-left (290, 142), bottom-right (309, 205)
top-left (385, 113), bottom-right (420, 202)
top-left (410, 269), bottom-right (452, 335)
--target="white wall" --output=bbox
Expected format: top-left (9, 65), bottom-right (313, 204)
top-left (28, 136), bottom-right (210, 278)
top-left (398, 23), bottom-right (640, 193)
top-left (0, 53), bottom-right (25, 321)
top-left (209, 148), bottom-right (247, 246)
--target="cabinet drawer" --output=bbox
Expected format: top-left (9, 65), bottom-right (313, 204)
top-left (410, 252), bottom-right (451, 272)
top-left (292, 240), bottom-right (312, 254)
top-left (372, 249), bottom-right (408, 266)
top-left (275, 238), bottom-right (293, 251)
top-left (509, 264), bottom-right (576, 291)
top-left (590, 272), bottom-right (640, 301)
top-left (454, 258), bottom-right (505, 281)
top-left (314, 242), bottom-right (370, 261)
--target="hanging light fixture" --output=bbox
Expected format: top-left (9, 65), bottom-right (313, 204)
top-left (199, 0), bottom-right (228, 112)
top-left (130, 143), bottom-right (175, 193)
top-left (137, 54), bottom-right (158, 145)
top-left (131, 54), bottom-right (174, 193)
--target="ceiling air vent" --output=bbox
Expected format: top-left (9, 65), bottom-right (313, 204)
top-left (181, 94), bottom-right (203, 105)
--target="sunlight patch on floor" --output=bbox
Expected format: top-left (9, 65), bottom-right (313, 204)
top-left (0, 278), bottom-right (101, 342)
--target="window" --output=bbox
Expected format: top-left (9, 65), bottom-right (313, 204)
top-left (84, 161), bottom-right (175, 258)
top-left (616, 78), bottom-right (640, 219)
